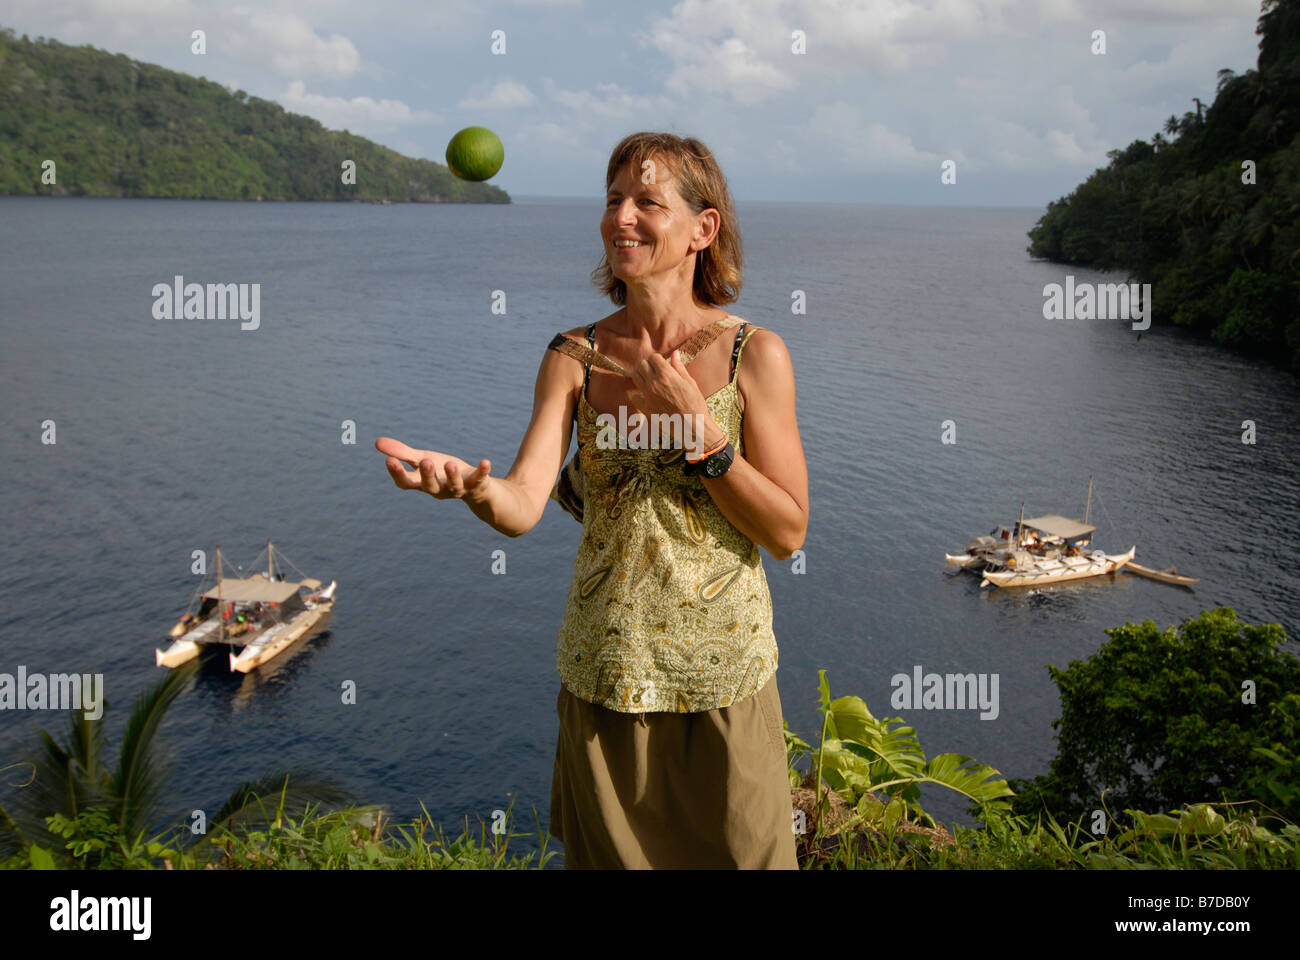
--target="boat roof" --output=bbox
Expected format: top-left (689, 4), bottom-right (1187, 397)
top-left (1022, 514), bottom-right (1096, 539)
top-left (202, 578), bottom-right (309, 604)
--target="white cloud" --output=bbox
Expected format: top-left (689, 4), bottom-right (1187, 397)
top-left (649, 29), bottom-right (794, 104)
top-left (786, 101), bottom-right (941, 173)
top-left (3, 1), bottom-right (366, 78)
top-left (278, 80), bottom-right (441, 135)
top-left (1040, 0), bottom-right (1257, 23)
top-left (541, 77), bottom-right (672, 126)
top-left (86, 0), bottom-right (194, 16)
top-left (518, 121), bottom-right (572, 145)
top-left (1116, 28), bottom-right (1250, 91)
top-left (219, 8), bottom-right (361, 78)
top-left (975, 114), bottom-right (1108, 170)
top-left (1045, 129), bottom-right (1090, 164)
top-left (458, 80), bottom-right (538, 110)
top-left (644, 0), bottom-right (793, 104)
top-left (644, 0), bottom-right (1028, 105)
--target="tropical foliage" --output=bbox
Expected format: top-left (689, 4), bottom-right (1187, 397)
top-left (0, 659), bottom-right (355, 868)
top-left (788, 669), bottom-right (1014, 831)
top-left (1026, 0), bottom-right (1300, 371)
top-left (1009, 607), bottom-right (1300, 826)
top-left (0, 28), bottom-right (509, 203)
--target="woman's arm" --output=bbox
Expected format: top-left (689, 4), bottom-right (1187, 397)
top-left (471, 345), bottom-right (580, 536)
top-left (376, 343), bottom-right (579, 537)
top-left (694, 329), bottom-right (808, 561)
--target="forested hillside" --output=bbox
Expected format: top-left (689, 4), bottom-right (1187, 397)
top-left (1026, 0), bottom-right (1299, 372)
top-left (0, 28), bottom-right (509, 203)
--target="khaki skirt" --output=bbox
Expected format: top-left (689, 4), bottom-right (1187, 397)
top-left (549, 672), bottom-right (798, 869)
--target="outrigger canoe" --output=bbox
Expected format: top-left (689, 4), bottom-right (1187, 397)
top-left (1123, 562), bottom-right (1199, 587)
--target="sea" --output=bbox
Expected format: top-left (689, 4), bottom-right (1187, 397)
top-left (1, 195), bottom-right (1297, 866)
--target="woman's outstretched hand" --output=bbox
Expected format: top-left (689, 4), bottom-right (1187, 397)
top-left (375, 436), bottom-right (491, 502)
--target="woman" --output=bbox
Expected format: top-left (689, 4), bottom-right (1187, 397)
top-left (376, 132), bottom-right (808, 869)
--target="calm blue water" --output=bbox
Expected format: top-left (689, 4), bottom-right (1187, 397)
top-left (2, 196), bottom-right (1297, 864)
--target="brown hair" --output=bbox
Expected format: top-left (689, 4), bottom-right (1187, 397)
top-left (591, 132), bottom-right (742, 306)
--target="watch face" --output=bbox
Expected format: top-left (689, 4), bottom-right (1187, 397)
top-left (706, 458), bottom-right (725, 477)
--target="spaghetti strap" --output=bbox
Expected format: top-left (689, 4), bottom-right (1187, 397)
top-left (584, 323), bottom-right (595, 394)
top-left (546, 330), bottom-right (626, 372)
top-left (729, 322), bottom-right (749, 380)
top-left (545, 314), bottom-right (745, 380)
top-left (546, 331), bottom-right (631, 377)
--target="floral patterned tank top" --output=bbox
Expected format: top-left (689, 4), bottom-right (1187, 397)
top-left (547, 316), bottom-right (779, 714)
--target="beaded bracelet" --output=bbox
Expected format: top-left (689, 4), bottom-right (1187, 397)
top-left (685, 434), bottom-right (729, 463)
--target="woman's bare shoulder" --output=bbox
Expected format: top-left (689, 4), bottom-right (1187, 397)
top-left (737, 326), bottom-right (795, 413)
top-left (741, 326), bottom-right (793, 370)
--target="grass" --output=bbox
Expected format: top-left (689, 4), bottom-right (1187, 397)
top-left (10, 775), bottom-right (1294, 870)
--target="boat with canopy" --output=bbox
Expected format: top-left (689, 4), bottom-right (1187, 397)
top-left (946, 478), bottom-right (1197, 590)
top-left (155, 540), bottom-right (337, 672)
top-left (946, 478), bottom-right (1135, 589)
top-left (977, 511), bottom-right (1135, 588)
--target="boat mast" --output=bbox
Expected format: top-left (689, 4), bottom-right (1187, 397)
top-left (216, 545), bottom-right (223, 646)
top-left (1016, 501), bottom-right (1025, 545)
top-left (1084, 475), bottom-right (1094, 525)
top-left (268, 538), bottom-right (273, 581)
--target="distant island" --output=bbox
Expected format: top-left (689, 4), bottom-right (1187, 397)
top-left (1025, 0), bottom-right (1298, 374)
top-left (0, 27), bottom-right (509, 204)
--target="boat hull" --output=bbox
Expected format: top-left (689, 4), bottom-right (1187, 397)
top-left (946, 547), bottom-right (1016, 571)
top-left (155, 615), bottom-right (224, 667)
top-left (155, 638), bottom-right (201, 668)
top-left (980, 547), bottom-right (1136, 588)
top-left (229, 586), bottom-right (336, 673)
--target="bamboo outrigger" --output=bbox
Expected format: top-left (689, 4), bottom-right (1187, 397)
top-left (1123, 562), bottom-right (1200, 587)
top-left (155, 540), bottom-right (337, 672)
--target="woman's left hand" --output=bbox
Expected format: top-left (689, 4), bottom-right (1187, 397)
top-left (626, 349), bottom-right (722, 450)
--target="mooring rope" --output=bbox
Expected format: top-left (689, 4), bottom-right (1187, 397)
top-left (1093, 485), bottom-right (1122, 544)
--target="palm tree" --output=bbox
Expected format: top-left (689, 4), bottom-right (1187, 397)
top-left (1206, 175), bottom-right (1244, 223)
top-left (1178, 178), bottom-right (1211, 229)
top-left (1241, 69), bottom-right (1268, 107)
top-left (0, 660), bottom-right (353, 865)
top-left (1243, 194), bottom-right (1285, 259)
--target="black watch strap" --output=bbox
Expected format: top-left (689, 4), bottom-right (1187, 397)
top-left (684, 440), bottom-right (734, 477)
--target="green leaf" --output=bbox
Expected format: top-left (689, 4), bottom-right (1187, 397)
top-left (29, 844), bottom-right (56, 869)
top-left (1181, 803), bottom-right (1225, 836)
top-left (920, 754), bottom-right (1017, 803)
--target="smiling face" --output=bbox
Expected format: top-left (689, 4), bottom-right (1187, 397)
top-left (600, 155), bottom-right (717, 292)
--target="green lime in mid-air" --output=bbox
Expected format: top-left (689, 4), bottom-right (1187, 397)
top-left (445, 127), bottom-right (504, 181)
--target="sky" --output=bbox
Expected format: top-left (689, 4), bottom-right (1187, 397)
top-left (2, 0), bottom-right (1270, 207)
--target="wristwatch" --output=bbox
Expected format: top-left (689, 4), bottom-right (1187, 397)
top-left (682, 440), bottom-right (735, 478)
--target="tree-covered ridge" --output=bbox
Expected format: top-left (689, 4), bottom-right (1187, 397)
top-left (1026, 0), bottom-right (1300, 372)
top-left (0, 28), bottom-right (509, 203)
